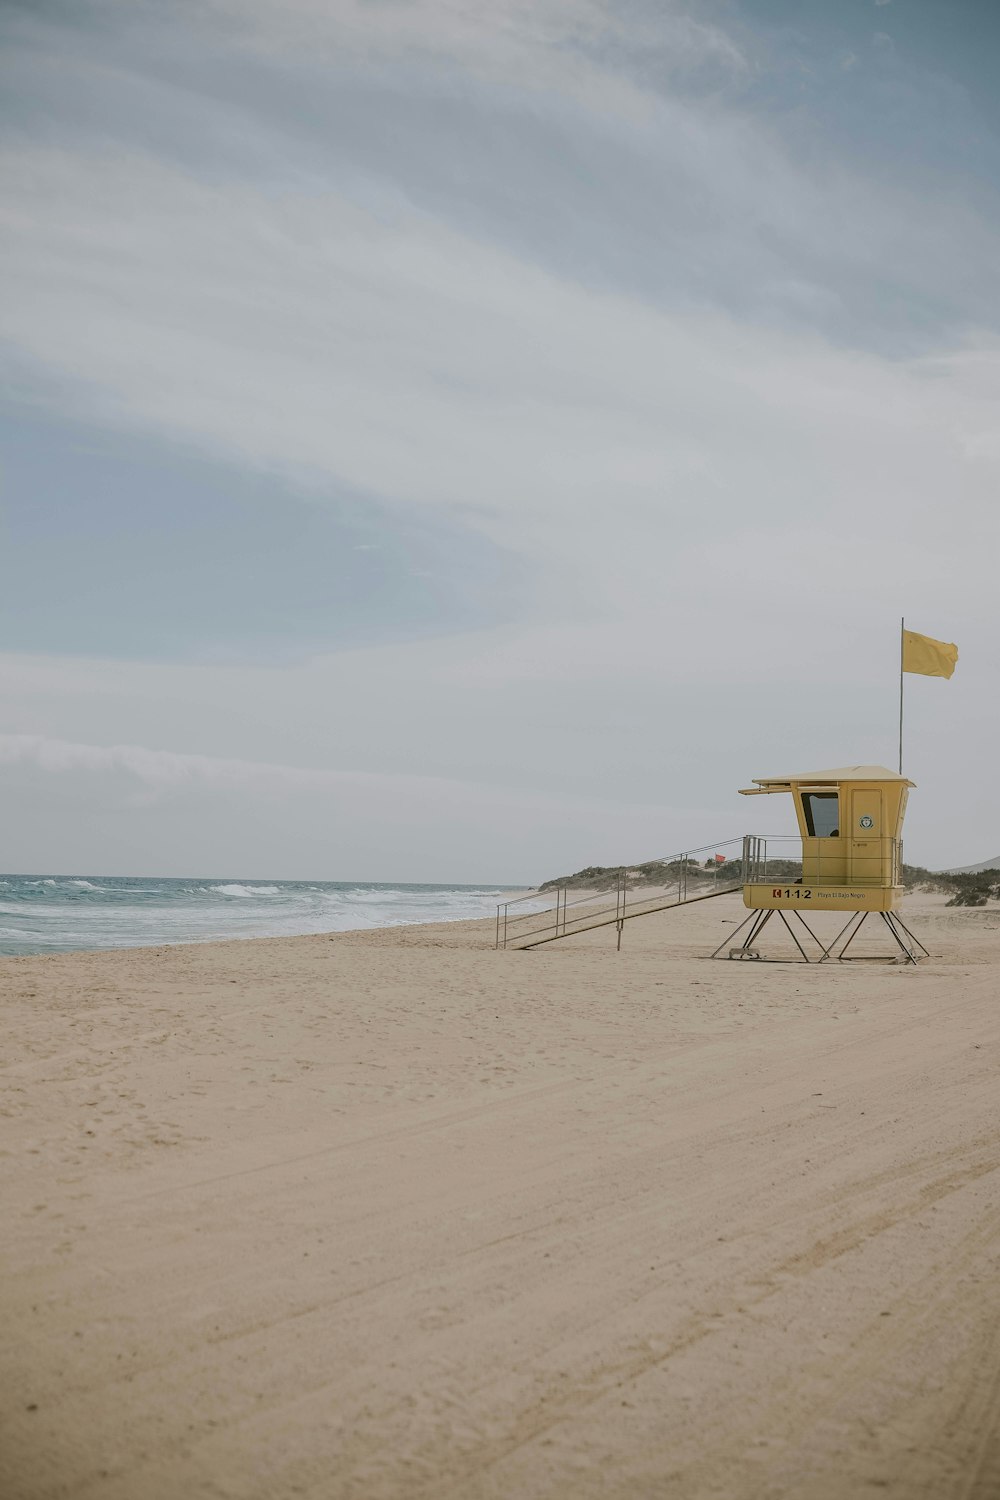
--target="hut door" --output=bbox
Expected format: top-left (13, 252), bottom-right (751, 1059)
top-left (848, 788), bottom-right (882, 884)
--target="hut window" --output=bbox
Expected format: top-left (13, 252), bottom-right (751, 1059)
top-left (803, 792), bottom-right (839, 838)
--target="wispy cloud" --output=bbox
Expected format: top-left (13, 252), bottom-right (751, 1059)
top-left (0, 729), bottom-right (750, 879)
top-left (2, 139), bottom-right (997, 637)
top-left (204, 0), bottom-right (748, 96)
top-left (0, 731), bottom-right (344, 792)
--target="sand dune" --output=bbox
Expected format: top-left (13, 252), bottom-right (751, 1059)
top-left (2, 893), bottom-right (999, 1498)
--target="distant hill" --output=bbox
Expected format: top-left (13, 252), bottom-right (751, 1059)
top-left (537, 856), bottom-right (798, 893)
top-left (944, 857), bottom-right (1000, 875)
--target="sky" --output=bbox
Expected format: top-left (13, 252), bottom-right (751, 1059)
top-left (1, 0), bottom-right (997, 881)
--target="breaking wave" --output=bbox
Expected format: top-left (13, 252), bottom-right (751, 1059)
top-left (0, 874), bottom-right (519, 956)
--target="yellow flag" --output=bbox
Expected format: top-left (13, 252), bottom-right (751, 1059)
top-left (902, 629), bottom-right (958, 679)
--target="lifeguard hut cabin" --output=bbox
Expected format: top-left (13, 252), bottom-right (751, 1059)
top-left (739, 764), bottom-right (912, 910)
top-left (726, 765), bottom-right (926, 962)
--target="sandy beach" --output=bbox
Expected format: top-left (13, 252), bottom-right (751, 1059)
top-left (3, 892), bottom-right (999, 1499)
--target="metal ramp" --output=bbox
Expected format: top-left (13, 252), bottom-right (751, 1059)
top-left (496, 839), bottom-right (746, 951)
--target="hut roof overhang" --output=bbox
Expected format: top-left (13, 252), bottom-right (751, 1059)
top-left (739, 765), bottom-right (915, 795)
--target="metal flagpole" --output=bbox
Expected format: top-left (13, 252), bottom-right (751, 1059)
top-left (898, 616), bottom-right (905, 775)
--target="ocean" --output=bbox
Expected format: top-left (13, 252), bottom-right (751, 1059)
top-left (0, 874), bottom-right (521, 957)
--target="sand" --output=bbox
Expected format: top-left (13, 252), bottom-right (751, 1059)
top-left (2, 892), bottom-right (999, 1498)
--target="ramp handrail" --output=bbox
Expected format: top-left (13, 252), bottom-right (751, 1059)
top-left (496, 837), bottom-right (748, 950)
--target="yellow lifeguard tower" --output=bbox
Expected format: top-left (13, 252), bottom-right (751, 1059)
top-left (717, 764), bottom-right (928, 963)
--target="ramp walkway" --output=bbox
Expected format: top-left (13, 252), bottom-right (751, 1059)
top-left (496, 838), bottom-right (747, 951)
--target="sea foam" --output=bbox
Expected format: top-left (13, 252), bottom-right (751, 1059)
top-left (0, 874), bottom-right (516, 956)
